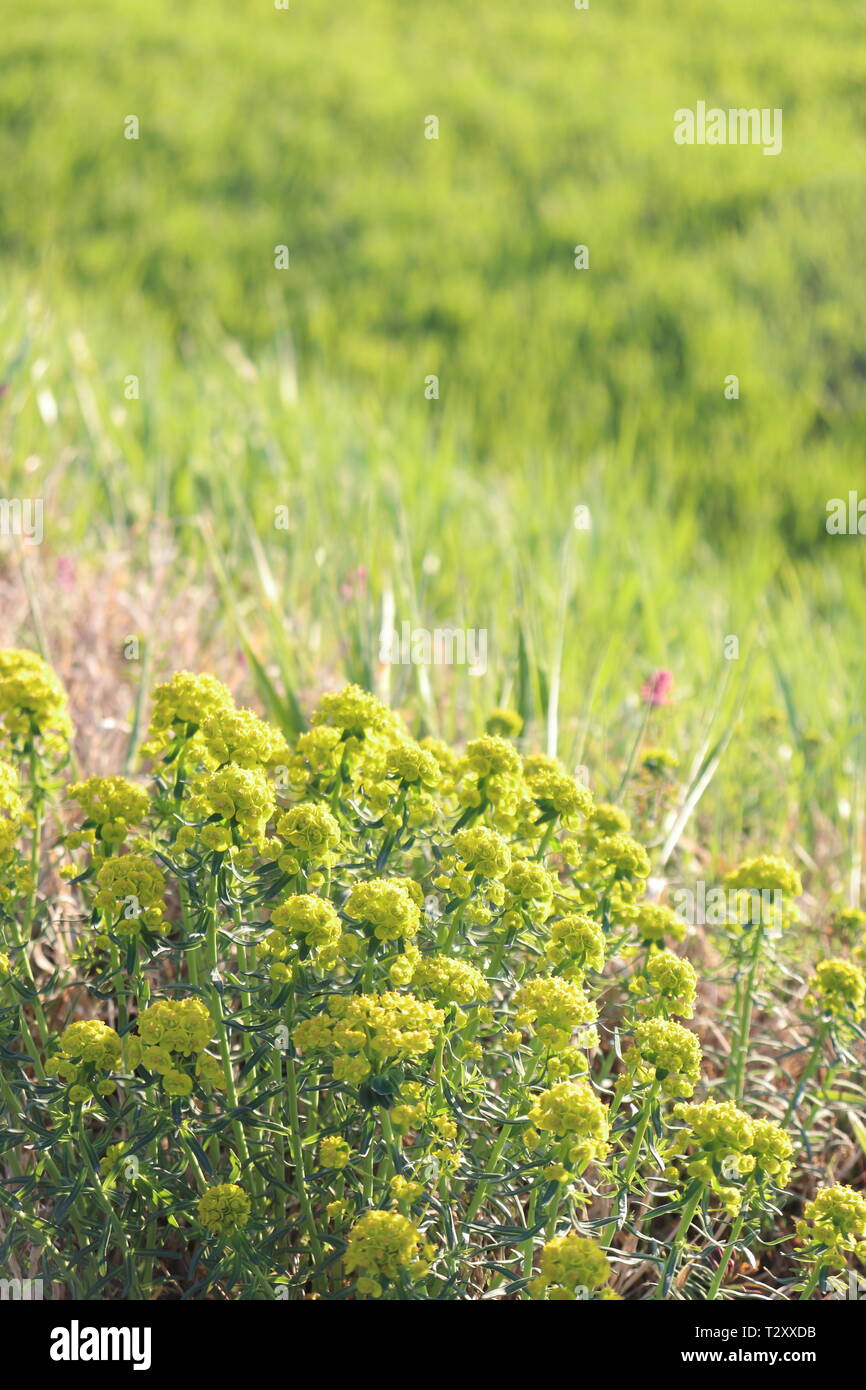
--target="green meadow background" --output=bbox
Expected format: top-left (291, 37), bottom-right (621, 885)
top-left (1, 0), bottom-right (864, 875)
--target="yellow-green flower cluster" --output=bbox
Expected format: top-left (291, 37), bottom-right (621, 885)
top-left (639, 747), bottom-right (679, 776)
top-left (724, 855), bottom-right (802, 929)
top-left (294, 991), bottom-right (445, 1082)
top-left (264, 893), bottom-right (342, 974)
top-left (67, 776), bottom-right (150, 848)
top-left (385, 741), bottom-right (440, 788)
top-left (344, 1210), bottom-right (430, 1294)
top-left (796, 1184), bottom-right (866, 1269)
top-left (197, 1183), bottom-right (251, 1236)
top-left (592, 833), bottom-right (651, 881)
top-left (502, 860), bottom-right (557, 927)
top-left (180, 765), bottom-right (276, 850)
top-left (198, 704), bottom-right (289, 770)
top-left (319, 1135), bottom-right (352, 1169)
top-left (0, 648), bottom-right (71, 756)
top-left (411, 954), bottom-right (489, 1007)
top-left (58, 1019), bottom-right (122, 1068)
top-left (627, 1018), bottom-right (702, 1097)
top-left (93, 853), bottom-right (166, 936)
top-left (420, 736), bottom-right (459, 787)
top-left (573, 832), bottom-right (650, 929)
top-left (725, 854), bottom-right (803, 897)
top-left (581, 801), bottom-right (631, 843)
top-left (143, 671), bottom-right (235, 755)
top-left (513, 976), bottom-right (598, 1050)
top-left (433, 827), bottom-right (512, 908)
top-left (526, 1080), bottom-right (610, 1165)
top-left (673, 1100), bottom-right (794, 1213)
top-left (344, 878), bottom-right (420, 942)
top-left (543, 913), bottom-right (605, 978)
top-left (628, 949), bottom-right (697, 1019)
top-left (312, 684), bottom-right (403, 742)
top-left (0, 759), bottom-right (24, 844)
top-left (833, 906), bottom-right (866, 934)
top-left (485, 708), bottom-right (523, 738)
top-left (457, 735), bottom-right (527, 826)
top-left (453, 826), bottom-right (512, 880)
top-left (630, 901), bottom-right (687, 946)
top-left (275, 803), bottom-right (341, 872)
top-left (529, 1233), bottom-right (614, 1301)
top-left (0, 760), bottom-right (29, 903)
top-left (523, 754), bottom-right (593, 826)
top-left (127, 997), bottom-right (222, 1095)
top-left (805, 958), bottom-right (865, 1021)
top-left (46, 1020), bottom-right (122, 1102)
top-left (463, 735), bottom-right (523, 781)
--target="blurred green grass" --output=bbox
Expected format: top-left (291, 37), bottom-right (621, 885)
top-left (1, 0), bottom-right (864, 884)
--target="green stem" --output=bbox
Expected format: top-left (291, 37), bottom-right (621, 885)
top-left (600, 1081), bottom-right (658, 1248)
top-left (799, 1262), bottom-right (822, 1301)
top-left (733, 925), bottom-right (764, 1103)
top-left (782, 1023), bottom-right (830, 1126)
top-left (653, 1183), bottom-right (704, 1299)
top-left (707, 1209), bottom-right (745, 1299)
top-left (285, 1045), bottom-right (326, 1284)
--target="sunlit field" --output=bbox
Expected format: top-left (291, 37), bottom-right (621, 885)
top-left (1, 0), bottom-right (865, 1307)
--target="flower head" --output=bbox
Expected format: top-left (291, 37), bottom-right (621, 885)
top-left (344, 878), bottom-right (420, 942)
top-left (628, 1018), bottom-right (702, 1097)
top-left (673, 1100), bottom-right (793, 1213)
top-left (724, 855), bottom-right (802, 898)
top-left (311, 685), bottom-right (401, 741)
top-left (452, 827), bottom-right (512, 880)
top-left (806, 958), bottom-right (865, 1021)
top-left (642, 670), bottom-right (673, 706)
top-left (543, 913), bottom-right (605, 977)
top-left (183, 764), bottom-right (276, 849)
top-left (294, 991), bottom-right (444, 1076)
top-left (527, 1080), bottom-right (609, 1164)
top-left (198, 705), bottom-right (289, 770)
top-left (529, 1233), bottom-right (613, 1300)
top-left (523, 755), bottom-right (592, 823)
top-left (93, 853), bottom-right (166, 935)
top-left (144, 671), bottom-right (235, 755)
top-left (319, 1135), bottom-right (352, 1169)
top-left (385, 742), bottom-right (441, 787)
top-left (796, 1184), bottom-right (866, 1269)
top-left (197, 1183), bottom-right (251, 1236)
top-left (628, 949), bottom-right (697, 1019)
top-left (344, 1210), bottom-right (428, 1293)
top-left (513, 976), bottom-right (598, 1050)
top-left (485, 708), bottom-right (523, 738)
top-left (266, 893), bottom-right (342, 963)
top-left (58, 1019), bottom-right (121, 1070)
top-left (0, 648), bottom-right (71, 756)
top-left (0, 759), bottom-right (25, 856)
top-left (631, 902), bottom-right (687, 946)
top-left (68, 776), bottom-right (150, 847)
top-left (411, 954), bottom-right (489, 1007)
